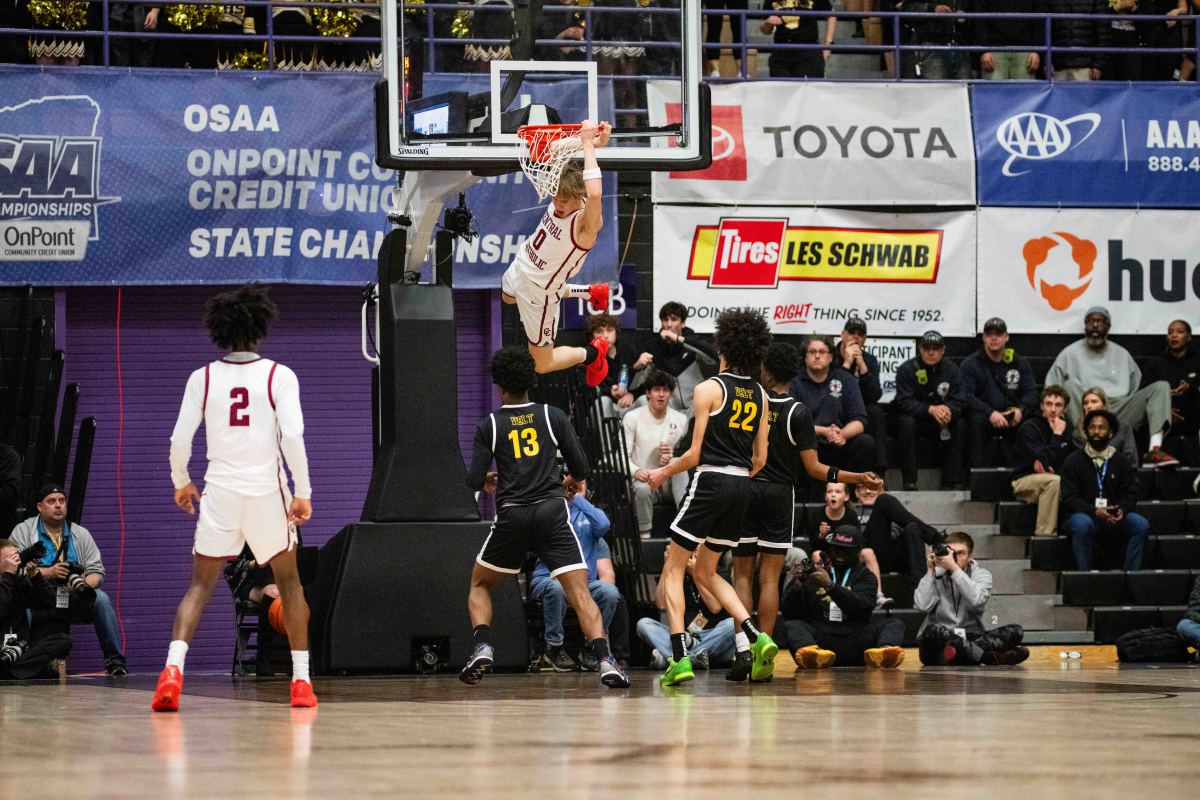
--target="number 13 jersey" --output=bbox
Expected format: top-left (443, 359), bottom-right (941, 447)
top-left (170, 354), bottom-right (312, 498)
top-left (699, 373), bottom-right (767, 472)
top-left (469, 402), bottom-right (589, 507)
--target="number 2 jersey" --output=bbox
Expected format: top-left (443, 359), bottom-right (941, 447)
top-left (699, 373), bottom-right (768, 471)
top-left (467, 402), bottom-right (590, 507)
top-left (169, 353), bottom-right (312, 498)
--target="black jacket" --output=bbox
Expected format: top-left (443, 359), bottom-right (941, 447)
top-left (960, 348), bottom-right (1038, 420)
top-left (1141, 345), bottom-right (1200, 428)
top-left (1060, 448), bottom-right (1140, 519)
top-left (894, 357), bottom-right (966, 418)
top-left (789, 368), bottom-right (868, 429)
top-left (1047, 0), bottom-right (1112, 72)
top-left (835, 342), bottom-right (883, 405)
top-left (1186, 574), bottom-right (1200, 625)
top-left (643, 327), bottom-right (716, 379)
top-left (0, 442), bottom-right (20, 534)
top-left (780, 562), bottom-right (877, 631)
top-left (1, 570), bottom-right (56, 641)
top-left (1010, 415), bottom-right (1076, 479)
top-left (970, 0), bottom-right (1043, 47)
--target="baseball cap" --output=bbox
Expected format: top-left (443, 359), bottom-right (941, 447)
top-left (983, 317), bottom-right (1007, 334)
top-left (843, 317), bottom-right (867, 335)
top-left (36, 483), bottom-right (66, 504)
top-left (918, 330), bottom-right (945, 348)
top-left (1084, 305), bottom-right (1111, 323)
top-left (826, 524), bottom-right (863, 550)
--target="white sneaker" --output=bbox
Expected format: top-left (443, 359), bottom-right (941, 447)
top-left (649, 649), bottom-right (668, 670)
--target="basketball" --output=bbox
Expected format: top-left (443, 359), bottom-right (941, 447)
top-left (267, 597), bottom-right (287, 635)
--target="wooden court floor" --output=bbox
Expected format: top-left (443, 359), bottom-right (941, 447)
top-left (1, 652), bottom-right (1197, 800)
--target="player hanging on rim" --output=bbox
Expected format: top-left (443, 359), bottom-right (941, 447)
top-left (461, 347), bottom-right (630, 689)
top-left (646, 308), bottom-right (779, 686)
top-left (502, 119), bottom-right (614, 388)
top-left (154, 285), bottom-right (317, 711)
top-left (732, 342), bottom-right (884, 667)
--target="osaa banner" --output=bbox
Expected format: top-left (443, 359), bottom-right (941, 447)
top-left (647, 82), bottom-right (975, 206)
top-left (653, 206), bottom-right (976, 337)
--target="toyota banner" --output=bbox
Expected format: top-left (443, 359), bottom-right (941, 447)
top-left (647, 82), bottom-right (976, 207)
top-left (973, 83), bottom-right (1200, 209)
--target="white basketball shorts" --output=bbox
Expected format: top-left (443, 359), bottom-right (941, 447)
top-left (194, 483), bottom-right (297, 563)
top-left (502, 265), bottom-right (560, 348)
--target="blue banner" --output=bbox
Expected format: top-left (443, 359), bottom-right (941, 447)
top-left (973, 83), bottom-right (1200, 209)
top-left (0, 67), bottom-right (616, 286)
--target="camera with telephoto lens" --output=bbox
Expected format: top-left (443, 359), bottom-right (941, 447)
top-left (800, 553), bottom-right (830, 577)
top-left (931, 531), bottom-right (951, 558)
top-left (17, 541), bottom-right (46, 568)
top-left (1, 638), bottom-right (28, 666)
top-left (65, 562), bottom-right (96, 603)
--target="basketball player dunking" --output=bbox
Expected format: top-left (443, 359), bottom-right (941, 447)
top-left (460, 347), bottom-right (629, 689)
top-left (501, 119), bottom-right (613, 388)
top-left (153, 285), bottom-right (317, 711)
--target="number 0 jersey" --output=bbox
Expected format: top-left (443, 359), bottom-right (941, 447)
top-left (506, 204), bottom-right (590, 297)
top-left (467, 402), bottom-right (590, 507)
top-left (169, 353), bottom-right (312, 498)
top-left (698, 373), bottom-right (767, 472)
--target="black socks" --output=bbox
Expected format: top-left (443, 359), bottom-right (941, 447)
top-left (590, 638), bottom-right (611, 660)
top-left (670, 632), bottom-right (687, 662)
top-left (741, 619), bottom-right (761, 640)
top-left (473, 625), bottom-right (491, 646)
top-left (582, 343), bottom-right (600, 363)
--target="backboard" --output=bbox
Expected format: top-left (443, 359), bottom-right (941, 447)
top-left (376, 0), bottom-right (710, 173)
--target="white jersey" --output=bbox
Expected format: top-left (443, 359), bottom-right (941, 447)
top-left (170, 352), bottom-right (312, 498)
top-left (507, 204), bottom-right (591, 297)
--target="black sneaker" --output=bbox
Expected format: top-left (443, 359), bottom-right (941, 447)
top-left (106, 659), bottom-right (128, 678)
top-left (598, 657), bottom-right (630, 688)
top-left (725, 649), bottom-right (753, 682)
top-left (543, 647), bottom-right (578, 673)
top-left (459, 644), bottom-right (494, 685)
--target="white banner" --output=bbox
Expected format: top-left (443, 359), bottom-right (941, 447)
top-left (652, 206), bottom-right (977, 337)
top-left (865, 338), bottom-right (916, 404)
top-left (647, 82), bottom-right (975, 206)
top-left (978, 208), bottom-right (1200, 334)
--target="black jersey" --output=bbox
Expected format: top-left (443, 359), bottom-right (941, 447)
top-left (698, 373), bottom-right (767, 470)
top-left (466, 402), bottom-right (589, 507)
top-left (755, 392), bottom-right (818, 487)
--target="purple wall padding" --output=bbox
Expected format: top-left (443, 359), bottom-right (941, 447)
top-left (61, 285), bottom-right (492, 673)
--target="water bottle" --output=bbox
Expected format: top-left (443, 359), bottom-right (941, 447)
top-left (618, 364), bottom-right (629, 392)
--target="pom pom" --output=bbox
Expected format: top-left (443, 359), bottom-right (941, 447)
top-left (28, 0), bottom-right (89, 31)
top-left (312, 0), bottom-right (361, 38)
top-left (165, 4), bottom-right (224, 32)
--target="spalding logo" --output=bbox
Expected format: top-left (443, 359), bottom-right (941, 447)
top-left (996, 112), bottom-right (1101, 177)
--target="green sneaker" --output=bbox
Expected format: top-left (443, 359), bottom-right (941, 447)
top-left (659, 656), bottom-right (695, 686)
top-left (750, 632), bottom-right (778, 682)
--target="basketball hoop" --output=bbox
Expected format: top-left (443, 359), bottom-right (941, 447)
top-left (517, 124), bottom-right (583, 200)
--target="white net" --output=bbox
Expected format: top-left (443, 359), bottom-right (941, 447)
top-left (517, 126), bottom-right (583, 200)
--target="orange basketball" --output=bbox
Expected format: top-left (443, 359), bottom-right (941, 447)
top-left (267, 597), bottom-right (287, 635)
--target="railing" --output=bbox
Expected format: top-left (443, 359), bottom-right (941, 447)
top-left (1, 1), bottom-right (1196, 80)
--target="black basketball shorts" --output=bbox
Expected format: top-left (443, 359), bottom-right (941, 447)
top-left (670, 468), bottom-right (751, 553)
top-left (735, 481), bottom-right (795, 557)
top-left (476, 498), bottom-right (587, 576)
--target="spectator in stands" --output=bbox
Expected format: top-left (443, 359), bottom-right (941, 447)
top-left (894, 0), bottom-right (970, 79)
top-left (972, 0), bottom-right (1041, 78)
top-left (537, 0), bottom-right (587, 61)
top-left (1046, 306), bottom-right (1178, 467)
top-left (1140, 0), bottom-right (1190, 81)
top-left (1010, 385), bottom-right (1075, 537)
top-left (790, 335), bottom-right (877, 474)
top-left (462, 0), bottom-right (515, 70)
top-left (1106, 0), bottom-right (1144, 80)
top-left (9, 484), bottom-right (127, 677)
top-left (702, 0), bottom-right (749, 77)
top-left (109, 2), bottom-right (159, 67)
top-left (914, 532), bottom-right (1029, 666)
top-left (529, 479), bottom-right (623, 671)
top-left (636, 302), bottom-right (716, 414)
top-left (836, 317), bottom-right (887, 471)
top-left (637, 544), bottom-right (736, 669)
top-left (759, 0), bottom-right (837, 78)
top-left (593, 0), bottom-right (656, 127)
top-left (807, 481), bottom-right (892, 608)
top-left (1060, 410), bottom-right (1149, 571)
top-left (1177, 573), bottom-right (1200, 662)
top-left (0, 439), bottom-right (19, 535)
top-left (588, 313), bottom-right (639, 417)
top-left (1076, 388), bottom-right (1140, 470)
top-left (1046, 0), bottom-right (1112, 80)
top-left (854, 480), bottom-right (941, 588)
top-left (779, 524), bottom-right (905, 668)
top-left (893, 330), bottom-right (966, 490)
top-left (0, 0), bottom-right (33, 64)
top-left (961, 317), bottom-right (1038, 468)
top-left (624, 370), bottom-right (689, 538)
top-left (1, 539), bottom-right (72, 680)
top-left (1141, 320), bottom-right (1199, 443)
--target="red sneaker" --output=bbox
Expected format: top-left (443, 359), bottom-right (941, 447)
top-left (290, 679), bottom-right (318, 708)
top-left (587, 283), bottom-right (609, 312)
top-left (584, 337), bottom-right (610, 388)
top-left (151, 666), bottom-right (184, 712)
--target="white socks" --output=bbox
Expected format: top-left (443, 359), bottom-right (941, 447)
top-left (166, 640), bottom-right (189, 671)
top-left (292, 650), bottom-right (310, 683)
top-left (734, 631), bottom-right (750, 653)
top-left (1149, 432), bottom-right (1164, 449)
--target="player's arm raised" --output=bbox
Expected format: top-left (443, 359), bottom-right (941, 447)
top-left (646, 379), bottom-right (720, 490)
top-left (572, 119), bottom-right (610, 250)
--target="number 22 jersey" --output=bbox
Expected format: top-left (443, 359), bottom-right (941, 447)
top-left (699, 373), bottom-right (767, 471)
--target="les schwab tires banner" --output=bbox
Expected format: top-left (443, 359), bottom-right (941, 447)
top-left (978, 208), bottom-right (1200, 334)
top-left (653, 206), bottom-right (977, 337)
top-left (647, 82), bottom-right (975, 206)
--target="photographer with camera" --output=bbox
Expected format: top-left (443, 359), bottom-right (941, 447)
top-left (914, 532), bottom-right (1028, 666)
top-left (8, 484), bottom-right (127, 677)
top-left (1, 538), bottom-right (72, 680)
top-left (778, 524), bottom-right (905, 669)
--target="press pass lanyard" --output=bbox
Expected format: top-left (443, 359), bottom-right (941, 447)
top-left (828, 567), bottom-right (852, 589)
top-left (1094, 459), bottom-right (1110, 499)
